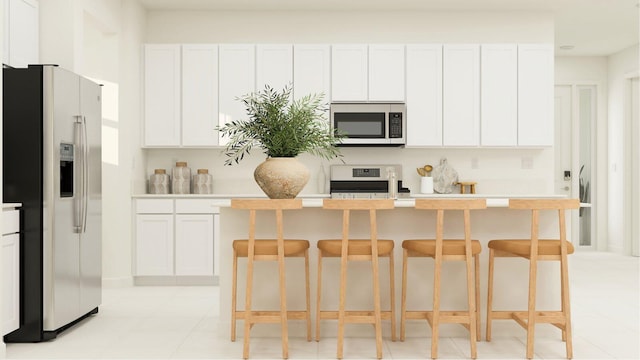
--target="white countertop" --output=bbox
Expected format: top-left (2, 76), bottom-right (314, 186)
top-left (132, 194), bottom-right (589, 208)
top-left (2, 203), bottom-right (22, 209)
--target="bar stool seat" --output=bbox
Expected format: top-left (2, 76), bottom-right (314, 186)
top-left (233, 239), bottom-right (310, 256)
top-left (488, 239), bottom-right (575, 257)
top-left (230, 199), bottom-right (311, 360)
top-left (403, 239), bottom-right (482, 256)
top-left (317, 239), bottom-right (395, 256)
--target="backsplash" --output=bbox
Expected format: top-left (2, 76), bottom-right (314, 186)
top-left (140, 147), bottom-right (554, 195)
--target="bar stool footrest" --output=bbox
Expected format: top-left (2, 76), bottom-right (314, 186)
top-left (319, 310), bottom-right (393, 323)
top-left (236, 310), bottom-right (310, 322)
top-left (405, 311), bottom-right (473, 324)
top-left (490, 311), bottom-right (568, 330)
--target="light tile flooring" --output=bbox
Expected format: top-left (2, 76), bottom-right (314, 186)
top-left (5, 252), bottom-right (639, 359)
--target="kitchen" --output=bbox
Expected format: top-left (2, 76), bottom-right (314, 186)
top-left (1, 0), bottom-right (639, 359)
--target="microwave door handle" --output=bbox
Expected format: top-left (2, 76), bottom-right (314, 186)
top-left (73, 116), bottom-right (83, 233)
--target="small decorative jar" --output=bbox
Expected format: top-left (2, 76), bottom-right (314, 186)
top-left (193, 169), bottom-right (213, 194)
top-left (149, 169), bottom-right (170, 194)
top-left (172, 161), bottom-right (191, 194)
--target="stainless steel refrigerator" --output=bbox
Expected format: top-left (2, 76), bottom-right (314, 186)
top-left (3, 65), bottom-right (102, 342)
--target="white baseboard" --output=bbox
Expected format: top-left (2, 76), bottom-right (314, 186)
top-left (102, 276), bottom-right (134, 288)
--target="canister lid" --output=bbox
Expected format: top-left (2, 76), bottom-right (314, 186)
top-left (154, 169), bottom-right (166, 174)
top-left (197, 169), bottom-right (208, 174)
top-left (176, 161), bottom-right (187, 167)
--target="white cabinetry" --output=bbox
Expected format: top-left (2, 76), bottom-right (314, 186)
top-left (443, 44), bottom-right (480, 146)
top-left (368, 44), bottom-right (405, 102)
top-left (182, 44), bottom-right (219, 147)
top-left (3, 208), bottom-right (20, 335)
top-left (144, 44), bottom-right (181, 146)
top-left (219, 45), bottom-right (256, 145)
top-left (293, 44), bottom-right (331, 101)
top-left (3, 0), bottom-right (39, 68)
top-left (144, 44), bottom-right (220, 147)
top-left (406, 45), bottom-right (443, 146)
top-left (331, 44), bottom-right (368, 101)
top-left (256, 44), bottom-right (293, 91)
top-left (135, 200), bottom-right (174, 276)
top-left (481, 44), bottom-right (518, 146)
top-left (518, 44), bottom-right (554, 146)
top-left (134, 199), bottom-right (218, 282)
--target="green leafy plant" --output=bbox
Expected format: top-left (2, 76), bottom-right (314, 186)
top-left (218, 84), bottom-right (342, 165)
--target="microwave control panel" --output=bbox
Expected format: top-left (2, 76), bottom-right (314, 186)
top-left (389, 112), bottom-right (403, 138)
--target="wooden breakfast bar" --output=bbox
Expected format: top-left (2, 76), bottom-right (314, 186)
top-left (216, 195), bottom-right (585, 339)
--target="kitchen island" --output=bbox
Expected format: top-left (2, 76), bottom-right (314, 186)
top-left (213, 194), bottom-right (585, 338)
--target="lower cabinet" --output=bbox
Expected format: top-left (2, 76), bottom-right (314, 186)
top-left (134, 199), bottom-right (219, 283)
top-left (3, 208), bottom-right (20, 335)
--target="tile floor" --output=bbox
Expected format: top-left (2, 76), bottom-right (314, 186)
top-left (5, 252), bottom-right (639, 359)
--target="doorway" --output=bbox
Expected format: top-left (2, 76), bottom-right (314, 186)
top-left (554, 85), bottom-right (597, 249)
top-left (625, 76), bottom-right (639, 256)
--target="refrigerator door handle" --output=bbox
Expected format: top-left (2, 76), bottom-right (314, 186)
top-left (82, 116), bottom-right (89, 233)
top-left (73, 116), bottom-right (84, 233)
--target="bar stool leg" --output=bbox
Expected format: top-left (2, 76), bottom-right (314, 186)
top-left (474, 254), bottom-right (481, 341)
top-left (315, 251), bottom-right (323, 342)
top-left (372, 251), bottom-right (383, 359)
top-left (400, 249), bottom-right (408, 342)
top-left (561, 253), bottom-right (573, 358)
top-left (486, 249), bottom-right (495, 341)
top-left (431, 255), bottom-right (442, 359)
top-left (337, 248), bottom-right (348, 359)
top-left (305, 249), bottom-right (312, 342)
top-left (231, 248), bottom-right (238, 342)
top-left (389, 250), bottom-right (397, 342)
top-left (277, 239), bottom-right (288, 359)
top-left (465, 250), bottom-right (477, 359)
top-left (526, 257), bottom-right (538, 360)
top-left (243, 247), bottom-right (255, 359)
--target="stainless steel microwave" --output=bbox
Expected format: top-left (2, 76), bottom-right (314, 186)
top-left (330, 103), bottom-right (406, 146)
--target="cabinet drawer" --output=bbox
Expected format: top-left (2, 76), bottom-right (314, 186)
top-left (175, 199), bottom-right (220, 214)
top-left (2, 210), bottom-right (19, 235)
top-left (136, 199), bottom-right (174, 214)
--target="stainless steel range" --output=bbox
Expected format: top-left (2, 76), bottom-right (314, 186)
top-left (330, 164), bottom-right (411, 199)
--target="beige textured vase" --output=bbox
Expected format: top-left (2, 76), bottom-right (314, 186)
top-left (254, 157), bottom-right (310, 199)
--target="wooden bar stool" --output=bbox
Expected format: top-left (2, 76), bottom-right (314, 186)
top-left (230, 199), bottom-right (311, 359)
top-left (486, 198), bottom-right (580, 359)
top-left (316, 199), bottom-right (396, 360)
top-left (400, 198), bottom-right (486, 359)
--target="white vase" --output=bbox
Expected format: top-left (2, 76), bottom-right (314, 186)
top-left (254, 157), bottom-right (310, 199)
top-left (420, 177), bottom-right (434, 194)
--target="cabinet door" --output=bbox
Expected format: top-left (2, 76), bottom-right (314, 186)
top-left (135, 214), bottom-right (174, 276)
top-left (443, 44), bottom-right (480, 146)
top-left (175, 215), bottom-right (214, 276)
top-left (481, 44), bottom-right (517, 146)
top-left (406, 45), bottom-right (443, 146)
top-left (369, 44), bottom-right (405, 102)
top-left (144, 44), bottom-right (181, 146)
top-left (219, 45), bottom-right (256, 145)
top-left (518, 44), bottom-right (554, 146)
top-left (3, 233), bottom-right (19, 335)
top-left (182, 44), bottom-right (219, 147)
top-left (256, 44), bottom-right (293, 92)
top-left (293, 44), bottom-right (331, 101)
top-left (331, 44), bottom-right (368, 101)
top-left (7, 0), bottom-right (39, 68)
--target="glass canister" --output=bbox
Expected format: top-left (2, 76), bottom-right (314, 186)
top-left (172, 161), bottom-right (191, 194)
top-left (149, 169), bottom-right (170, 194)
top-left (193, 169), bottom-right (213, 194)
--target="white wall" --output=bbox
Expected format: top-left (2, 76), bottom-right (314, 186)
top-left (607, 44), bottom-right (639, 254)
top-left (0, 0), bottom-right (5, 355)
top-left (554, 56), bottom-right (608, 250)
top-left (143, 9), bottom-right (556, 196)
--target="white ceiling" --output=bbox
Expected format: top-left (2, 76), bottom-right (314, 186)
top-left (138, 0), bottom-right (639, 56)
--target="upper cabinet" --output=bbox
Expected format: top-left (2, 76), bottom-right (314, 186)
top-left (144, 44), bottom-right (181, 146)
top-left (331, 44), bottom-right (368, 101)
top-left (443, 44), bottom-right (480, 146)
top-left (182, 45), bottom-right (219, 147)
top-left (480, 44), bottom-right (518, 146)
top-left (219, 44), bottom-right (256, 146)
top-left (331, 44), bottom-right (406, 102)
top-left (4, 0), bottom-right (39, 68)
top-left (256, 44), bottom-right (293, 92)
top-left (368, 45), bottom-right (405, 102)
top-left (293, 44), bottom-right (331, 101)
top-left (406, 44), bottom-right (443, 146)
top-left (518, 44), bottom-right (554, 146)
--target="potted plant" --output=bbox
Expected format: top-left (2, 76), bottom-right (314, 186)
top-left (218, 84), bottom-right (342, 199)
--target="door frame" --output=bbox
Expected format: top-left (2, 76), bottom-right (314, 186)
top-left (623, 72), bottom-right (639, 256)
top-left (555, 82), bottom-right (601, 250)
